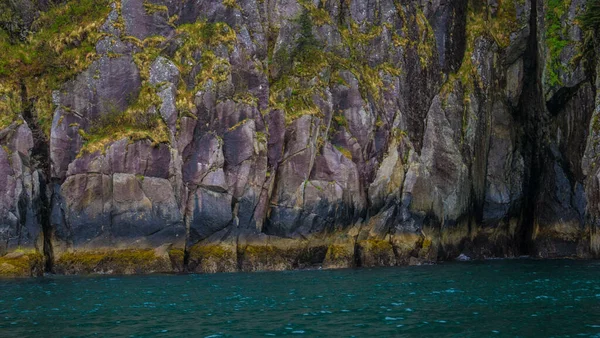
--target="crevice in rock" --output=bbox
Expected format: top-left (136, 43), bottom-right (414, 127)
top-left (515, 0), bottom-right (544, 255)
top-left (19, 80), bottom-right (54, 272)
top-left (546, 84), bottom-right (583, 116)
top-left (180, 185), bottom-right (196, 272)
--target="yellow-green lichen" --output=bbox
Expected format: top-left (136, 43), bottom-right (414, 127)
top-left (0, 0), bottom-right (112, 136)
top-left (334, 145), bottom-right (353, 160)
top-left (143, 1), bottom-right (168, 15)
top-left (0, 251), bottom-right (44, 277)
top-left (55, 249), bottom-right (170, 274)
top-left (174, 21), bottom-right (236, 88)
top-left (78, 82), bottom-right (170, 156)
top-left (358, 238), bottom-right (396, 266)
top-left (0, 83), bottom-right (22, 130)
top-left (299, 0), bottom-right (331, 26)
top-left (323, 243), bottom-right (354, 268)
top-left (241, 244), bottom-right (300, 271)
top-left (188, 244), bottom-right (237, 273)
top-left (222, 0), bottom-right (242, 10)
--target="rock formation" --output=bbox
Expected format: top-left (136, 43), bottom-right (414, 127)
top-left (1, 0), bottom-right (599, 276)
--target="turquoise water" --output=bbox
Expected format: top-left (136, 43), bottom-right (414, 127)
top-left (1, 260), bottom-right (600, 337)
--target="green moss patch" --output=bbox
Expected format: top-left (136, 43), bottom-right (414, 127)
top-left (0, 0), bottom-right (111, 135)
top-left (78, 82), bottom-right (170, 156)
top-left (268, 8), bottom-right (405, 125)
top-left (544, 0), bottom-right (574, 88)
top-left (174, 21), bottom-right (236, 89)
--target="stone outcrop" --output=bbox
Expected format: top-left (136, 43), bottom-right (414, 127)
top-left (1, 0), bottom-right (600, 276)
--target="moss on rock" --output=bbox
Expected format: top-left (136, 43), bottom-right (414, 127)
top-left (54, 249), bottom-right (172, 275)
top-left (323, 243), bottom-right (355, 269)
top-left (0, 0), bottom-right (111, 136)
top-left (240, 244), bottom-right (302, 272)
top-left (168, 248), bottom-right (185, 272)
top-left (0, 252), bottom-right (44, 277)
top-left (187, 244), bottom-right (237, 273)
top-left (357, 238), bottom-right (396, 267)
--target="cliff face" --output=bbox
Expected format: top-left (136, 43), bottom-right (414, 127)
top-left (1, 0), bottom-right (599, 276)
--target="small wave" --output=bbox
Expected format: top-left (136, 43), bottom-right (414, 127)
top-left (445, 289), bottom-right (462, 293)
top-left (385, 317), bottom-right (403, 321)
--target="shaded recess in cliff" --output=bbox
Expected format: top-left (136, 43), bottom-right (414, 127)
top-left (516, 0), bottom-right (543, 255)
top-left (19, 82), bottom-right (54, 272)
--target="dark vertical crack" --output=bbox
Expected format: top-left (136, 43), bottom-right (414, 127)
top-left (19, 80), bottom-right (54, 272)
top-left (181, 187), bottom-right (195, 272)
top-left (40, 176), bottom-right (53, 272)
top-left (516, 0), bottom-right (544, 255)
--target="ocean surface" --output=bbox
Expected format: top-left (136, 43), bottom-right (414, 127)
top-left (1, 259), bottom-right (599, 337)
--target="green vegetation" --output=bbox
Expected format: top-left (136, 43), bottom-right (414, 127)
top-left (143, 0), bottom-right (168, 15)
top-left (0, 0), bottom-right (111, 133)
top-left (298, 0), bottom-right (330, 26)
top-left (490, 0), bottom-right (521, 48)
top-left (0, 0), bottom-right (175, 153)
top-left (269, 10), bottom-right (327, 123)
top-left (173, 20), bottom-right (236, 112)
top-left (78, 82), bottom-right (170, 156)
top-left (222, 0), bottom-right (241, 10)
top-left (334, 144), bottom-right (353, 160)
top-left (174, 21), bottom-right (236, 87)
top-left (545, 0), bottom-right (573, 87)
top-left (269, 8), bottom-right (404, 124)
top-left (0, 83), bottom-right (22, 129)
top-left (439, 0), bottom-right (529, 100)
top-left (333, 114), bottom-right (348, 128)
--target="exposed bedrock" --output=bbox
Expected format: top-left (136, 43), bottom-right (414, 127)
top-left (1, 0), bottom-right (600, 276)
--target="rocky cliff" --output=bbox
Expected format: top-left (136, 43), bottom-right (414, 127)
top-left (1, 0), bottom-right (599, 276)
